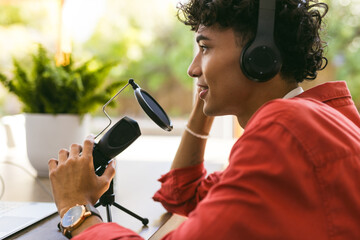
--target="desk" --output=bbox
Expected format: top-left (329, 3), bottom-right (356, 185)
top-left (0, 155), bottom-right (223, 239)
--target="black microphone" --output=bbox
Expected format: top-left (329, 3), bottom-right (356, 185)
top-left (92, 79), bottom-right (173, 176)
top-left (93, 116), bottom-right (141, 176)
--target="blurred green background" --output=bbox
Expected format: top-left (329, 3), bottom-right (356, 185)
top-left (0, 0), bottom-right (359, 119)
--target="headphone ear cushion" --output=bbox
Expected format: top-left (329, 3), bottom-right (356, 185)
top-left (240, 40), bottom-right (253, 79)
top-left (240, 40), bottom-right (282, 82)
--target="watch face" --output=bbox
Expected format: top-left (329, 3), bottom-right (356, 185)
top-left (61, 205), bottom-right (85, 228)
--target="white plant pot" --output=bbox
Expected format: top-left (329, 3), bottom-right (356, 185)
top-left (25, 113), bottom-right (90, 177)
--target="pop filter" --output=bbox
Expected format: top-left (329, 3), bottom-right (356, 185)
top-left (129, 79), bottom-right (173, 132)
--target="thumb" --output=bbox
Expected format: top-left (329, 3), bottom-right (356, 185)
top-left (101, 160), bottom-right (116, 184)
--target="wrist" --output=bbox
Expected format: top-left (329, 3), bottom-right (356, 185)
top-left (186, 116), bottom-right (214, 136)
top-left (71, 215), bottom-right (103, 237)
top-left (185, 125), bottom-right (209, 139)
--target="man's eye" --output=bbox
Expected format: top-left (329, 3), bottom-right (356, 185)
top-left (199, 45), bottom-right (208, 53)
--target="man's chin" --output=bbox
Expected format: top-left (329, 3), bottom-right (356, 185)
top-left (203, 105), bottom-right (218, 117)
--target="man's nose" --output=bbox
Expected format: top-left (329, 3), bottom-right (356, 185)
top-left (187, 55), bottom-right (202, 78)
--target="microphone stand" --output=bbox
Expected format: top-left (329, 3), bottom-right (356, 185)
top-left (94, 179), bottom-right (149, 225)
top-left (92, 116), bottom-right (149, 226)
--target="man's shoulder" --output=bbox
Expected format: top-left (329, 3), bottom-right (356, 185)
top-left (245, 96), bottom-right (359, 148)
top-left (248, 97), bottom-right (321, 127)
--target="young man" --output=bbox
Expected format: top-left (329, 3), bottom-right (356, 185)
top-left (48, 0), bottom-right (360, 239)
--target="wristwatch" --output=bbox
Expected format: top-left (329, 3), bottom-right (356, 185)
top-left (59, 204), bottom-right (102, 239)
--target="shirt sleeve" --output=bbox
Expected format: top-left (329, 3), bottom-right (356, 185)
top-left (152, 162), bottom-right (223, 216)
top-left (72, 223), bottom-right (144, 240)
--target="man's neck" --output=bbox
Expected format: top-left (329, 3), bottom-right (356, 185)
top-left (237, 77), bottom-right (299, 127)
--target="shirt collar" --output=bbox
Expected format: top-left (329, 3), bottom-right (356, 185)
top-left (283, 86), bottom-right (304, 99)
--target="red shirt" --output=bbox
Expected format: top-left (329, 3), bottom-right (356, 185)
top-left (75, 81), bottom-right (360, 239)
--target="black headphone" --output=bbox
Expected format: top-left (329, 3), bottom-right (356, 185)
top-left (240, 0), bottom-right (282, 82)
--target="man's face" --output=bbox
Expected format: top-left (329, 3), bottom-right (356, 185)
top-left (188, 25), bottom-right (256, 119)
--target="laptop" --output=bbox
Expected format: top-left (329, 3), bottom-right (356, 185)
top-left (0, 201), bottom-right (57, 239)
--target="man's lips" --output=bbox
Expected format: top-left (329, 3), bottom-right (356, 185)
top-left (197, 83), bottom-right (209, 99)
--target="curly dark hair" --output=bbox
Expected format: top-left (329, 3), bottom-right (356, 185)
top-left (177, 0), bottom-right (328, 82)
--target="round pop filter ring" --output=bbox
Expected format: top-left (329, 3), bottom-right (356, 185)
top-left (134, 88), bottom-right (173, 132)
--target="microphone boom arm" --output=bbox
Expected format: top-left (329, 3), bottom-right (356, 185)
top-left (94, 82), bottom-right (131, 139)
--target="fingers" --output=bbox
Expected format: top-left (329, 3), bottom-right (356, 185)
top-left (58, 148), bottom-right (69, 164)
top-left (56, 135), bottom-right (94, 164)
top-left (69, 143), bottom-right (82, 158)
top-left (82, 135), bottom-right (95, 158)
top-left (48, 158), bottom-right (58, 172)
top-left (101, 160), bottom-right (116, 183)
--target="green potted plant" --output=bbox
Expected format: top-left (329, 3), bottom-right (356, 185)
top-left (0, 44), bottom-right (125, 176)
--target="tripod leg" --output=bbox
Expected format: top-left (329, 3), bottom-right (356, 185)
top-left (95, 179), bottom-right (148, 225)
top-left (106, 205), bottom-right (112, 222)
top-left (113, 202), bottom-right (149, 226)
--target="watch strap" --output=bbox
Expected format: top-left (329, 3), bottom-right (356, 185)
top-left (64, 228), bottom-right (72, 239)
top-left (84, 204), bottom-right (102, 221)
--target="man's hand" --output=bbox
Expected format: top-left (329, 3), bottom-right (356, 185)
top-left (48, 135), bottom-right (116, 218)
top-left (170, 92), bottom-right (214, 170)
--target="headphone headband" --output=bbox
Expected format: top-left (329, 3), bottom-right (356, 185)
top-left (257, 0), bottom-right (276, 37)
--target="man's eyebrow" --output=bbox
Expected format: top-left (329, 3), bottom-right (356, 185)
top-left (196, 34), bottom-right (210, 43)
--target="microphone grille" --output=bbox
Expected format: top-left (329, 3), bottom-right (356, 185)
top-left (109, 119), bottom-right (140, 146)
